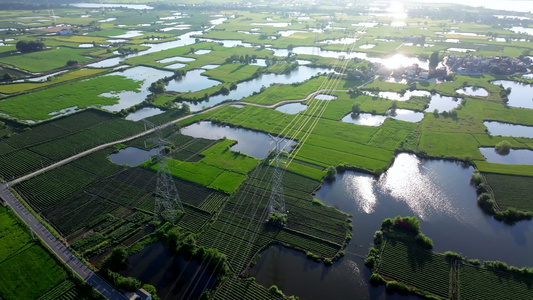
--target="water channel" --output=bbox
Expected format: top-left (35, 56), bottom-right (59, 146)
top-left (186, 65), bottom-right (332, 112)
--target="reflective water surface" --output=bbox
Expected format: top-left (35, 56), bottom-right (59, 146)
top-left (492, 80), bottom-right (533, 109)
top-left (456, 86), bottom-right (489, 97)
top-left (180, 121), bottom-right (296, 158)
top-left (479, 147), bottom-right (533, 165)
top-left (109, 147), bottom-right (160, 166)
top-left (121, 242), bottom-right (216, 300)
top-left (251, 153), bottom-right (533, 300)
top-left (275, 103), bottom-right (308, 114)
top-left (484, 121), bottom-right (533, 139)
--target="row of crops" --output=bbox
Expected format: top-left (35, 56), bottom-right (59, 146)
top-left (198, 220), bottom-right (273, 272)
top-left (213, 278), bottom-right (285, 300)
top-left (376, 238), bottom-right (533, 299)
top-left (459, 264), bottom-right (533, 300)
top-left (38, 280), bottom-right (92, 300)
top-left (0, 109), bottom-right (144, 181)
top-left (377, 239), bottom-right (451, 298)
top-left (244, 165), bottom-right (350, 246)
top-left (191, 164), bottom-right (349, 273)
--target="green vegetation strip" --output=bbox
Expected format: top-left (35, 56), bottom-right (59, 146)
top-left (0, 206), bottom-right (65, 300)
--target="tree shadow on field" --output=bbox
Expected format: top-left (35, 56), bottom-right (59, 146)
top-left (402, 240), bottom-right (434, 273)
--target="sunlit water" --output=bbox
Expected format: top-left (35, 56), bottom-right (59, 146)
top-left (342, 113), bottom-right (387, 126)
top-left (186, 66), bottom-right (331, 112)
top-left (366, 90), bottom-right (430, 101)
top-left (100, 66), bottom-right (173, 112)
top-left (180, 121), bottom-right (295, 159)
top-left (270, 47), bottom-right (429, 69)
top-left (251, 153), bottom-right (533, 300)
top-left (125, 107), bottom-right (164, 121)
top-left (456, 86), bottom-right (489, 97)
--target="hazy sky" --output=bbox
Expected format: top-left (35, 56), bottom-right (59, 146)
top-left (408, 0), bottom-right (533, 13)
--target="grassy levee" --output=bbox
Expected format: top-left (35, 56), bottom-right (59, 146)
top-left (436, 75), bottom-right (504, 102)
top-left (0, 206), bottom-right (66, 300)
top-left (0, 75), bottom-right (142, 122)
top-left (202, 63), bottom-right (262, 83)
top-left (213, 278), bottom-right (286, 300)
top-left (0, 47), bottom-right (95, 73)
top-left (240, 76), bottom-right (340, 106)
top-left (418, 97), bottom-right (533, 162)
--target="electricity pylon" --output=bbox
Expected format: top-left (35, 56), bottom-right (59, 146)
top-left (268, 135), bottom-right (286, 218)
top-left (143, 120), bottom-right (183, 224)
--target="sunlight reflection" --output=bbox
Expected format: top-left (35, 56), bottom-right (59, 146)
top-left (346, 174), bottom-right (377, 214)
top-left (378, 153), bottom-right (458, 220)
top-left (387, 1), bottom-right (408, 19)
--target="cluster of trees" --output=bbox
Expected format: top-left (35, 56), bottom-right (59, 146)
top-left (16, 40), bottom-right (45, 53)
top-left (225, 53), bottom-right (258, 64)
top-left (380, 216), bottom-right (433, 249)
top-left (99, 247), bottom-right (158, 298)
top-left (117, 46), bottom-right (138, 55)
top-left (268, 212), bottom-right (287, 227)
top-left (159, 225), bottom-right (230, 275)
top-left (148, 79), bottom-right (166, 94)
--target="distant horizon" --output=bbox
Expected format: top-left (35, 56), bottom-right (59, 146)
top-left (407, 0), bottom-right (533, 13)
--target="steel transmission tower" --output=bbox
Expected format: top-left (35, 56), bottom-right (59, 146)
top-left (143, 120), bottom-right (184, 224)
top-left (268, 136), bottom-right (286, 218)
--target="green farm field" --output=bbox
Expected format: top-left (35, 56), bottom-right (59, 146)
top-left (0, 206), bottom-right (65, 300)
top-left (0, 48), bottom-right (95, 73)
top-left (0, 75), bottom-right (141, 121)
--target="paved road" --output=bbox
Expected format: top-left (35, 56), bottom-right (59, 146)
top-left (0, 183), bottom-right (127, 300)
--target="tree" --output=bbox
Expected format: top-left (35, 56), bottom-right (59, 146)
top-left (66, 59), bottom-right (78, 67)
top-left (104, 247), bottom-right (128, 272)
top-left (2, 73), bottom-right (12, 82)
top-left (351, 103), bottom-right (361, 114)
top-left (148, 79), bottom-right (166, 94)
top-left (495, 140), bottom-right (511, 155)
top-left (326, 166), bottom-right (337, 181)
top-left (429, 51), bottom-right (439, 70)
top-left (16, 40), bottom-right (45, 53)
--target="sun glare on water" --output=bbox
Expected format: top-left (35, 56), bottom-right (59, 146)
top-left (387, 1), bottom-right (408, 20)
